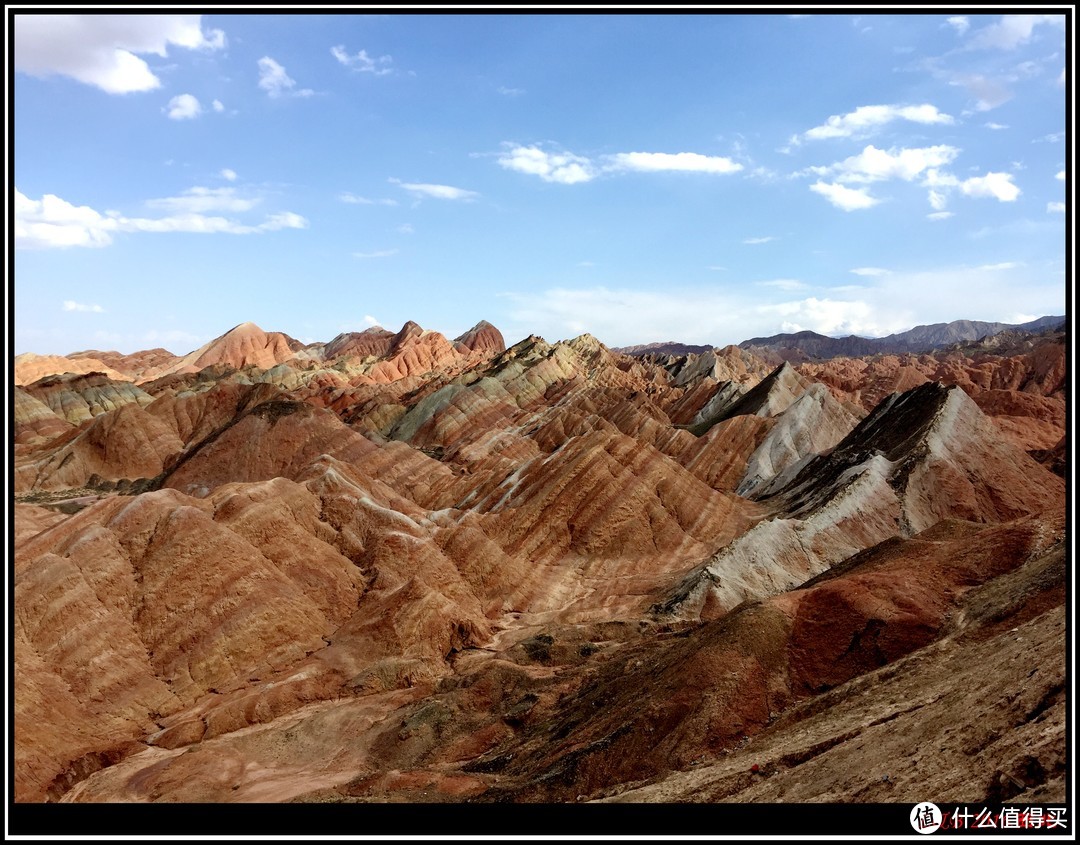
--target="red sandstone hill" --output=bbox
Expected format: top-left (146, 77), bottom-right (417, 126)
top-left (12, 318), bottom-right (1067, 811)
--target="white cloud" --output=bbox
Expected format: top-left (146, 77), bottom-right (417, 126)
top-left (478, 259), bottom-right (1068, 347)
top-left (967, 14), bottom-right (1065, 51)
top-left (743, 236), bottom-right (776, 245)
top-left (16, 189), bottom-right (116, 248)
top-left (958, 172), bottom-right (1021, 202)
top-left (984, 122), bottom-right (1009, 130)
top-left (802, 104), bottom-right (954, 141)
top-left (928, 189), bottom-right (948, 211)
top-left (500, 286), bottom-right (908, 346)
top-left (757, 279), bottom-right (806, 291)
top-left (220, 168), bottom-right (237, 182)
top-left (330, 45), bottom-right (393, 75)
top-left (812, 144), bottom-right (961, 184)
top-left (363, 315), bottom-right (380, 327)
top-left (927, 211), bottom-right (955, 221)
top-left (14, 14), bottom-right (225, 94)
top-left (258, 212), bottom-right (308, 231)
top-left (389, 178), bottom-right (479, 200)
top-left (212, 99), bottom-right (225, 113)
top-left (1056, 170), bottom-right (1065, 181)
top-left (759, 297), bottom-right (883, 336)
top-left (352, 249), bottom-right (398, 258)
top-left (339, 192), bottom-right (398, 206)
top-left (16, 187), bottom-right (307, 249)
top-left (146, 186), bottom-right (259, 213)
top-left (497, 86), bottom-right (524, 96)
top-left (498, 145), bottom-right (596, 184)
top-left (397, 223), bottom-right (414, 235)
top-left (62, 300), bottom-right (104, 313)
top-left (165, 93), bottom-right (201, 120)
top-left (978, 262), bottom-right (1020, 271)
top-left (850, 267), bottom-right (890, 277)
top-left (258, 56), bottom-right (313, 98)
top-left (946, 16), bottom-right (970, 35)
top-left (809, 181), bottom-right (880, 211)
top-left (606, 151), bottom-right (743, 174)
top-left (1047, 202), bottom-right (1066, 214)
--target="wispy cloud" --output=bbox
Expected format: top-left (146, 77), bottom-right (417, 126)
top-left (497, 143), bottom-right (743, 184)
top-left (743, 236), bottom-right (776, 245)
top-left (1047, 202), bottom-right (1065, 214)
top-left (606, 151), bottom-right (742, 174)
top-left (164, 93), bottom-right (201, 120)
top-left (331, 45), bottom-right (394, 75)
top-left (809, 181), bottom-right (880, 211)
top-left (62, 300), bottom-right (104, 313)
top-left (212, 99), bottom-right (225, 113)
top-left (16, 188), bottom-right (307, 249)
top-left (945, 16), bottom-right (970, 35)
top-left (363, 315), bottom-right (380, 327)
top-left (927, 211), bottom-right (955, 221)
top-left (15, 14), bottom-right (225, 94)
top-left (339, 192), bottom-right (398, 206)
top-left (798, 104), bottom-right (954, 142)
top-left (1056, 170), bottom-right (1065, 181)
top-left (389, 178), bottom-right (479, 200)
top-left (258, 56), bottom-right (314, 98)
top-left (984, 122), bottom-right (1009, 130)
top-left (966, 14), bottom-right (1065, 51)
top-left (850, 267), bottom-right (890, 277)
top-left (220, 168), bottom-right (237, 182)
top-left (757, 279), bottom-right (806, 291)
top-left (497, 85), bottom-right (524, 96)
top-left (146, 187), bottom-right (259, 214)
top-left (352, 249), bottom-right (398, 258)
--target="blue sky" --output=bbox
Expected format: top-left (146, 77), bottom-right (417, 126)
top-left (12, 11), bottom-right (1069, 355)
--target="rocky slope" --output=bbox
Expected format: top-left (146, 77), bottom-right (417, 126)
top-left (12, 317), bottom-right (1067, 813)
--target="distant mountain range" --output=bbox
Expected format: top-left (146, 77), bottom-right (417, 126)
top-left (612, 341), bottom-right (714, 357)
top-left (736, 315), bottom-right (1065, 362)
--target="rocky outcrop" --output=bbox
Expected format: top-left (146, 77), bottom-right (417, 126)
top-left (158, 322), bottom-right (303, 376)
top-left (14, 387), bottom-right (73, 445)
top-left (14, 404), bottom-right (185, 493)
top-left (738, 384), bottom-right (864, 498)
top-left (23, 372), bottom-right (154, 426)
top-left (661, 382), bottom-right (1064, 620)
top-left (798, 335), bottom-right (1066, 452)
top-left (15, 353), bottom-right (130, 385)
top-left (66, 348), bottom-right (181, 382)
top-left (324, 327), bottom-right (396, 360)
top-left (454, 320), bottom-right (506, 355)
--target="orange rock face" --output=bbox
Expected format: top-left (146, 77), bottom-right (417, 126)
top-left (12, 320), bottom-right (1066, 810)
